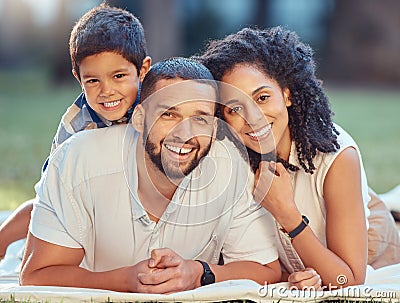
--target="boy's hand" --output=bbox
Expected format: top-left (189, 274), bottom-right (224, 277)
top-left (136, 248), bottom-right (203, 294)
top-left (288, 267), bottom-right (322, 290)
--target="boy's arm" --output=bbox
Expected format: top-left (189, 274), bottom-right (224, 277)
top-left (20, 232), bottom-right (152, 292)
top-left (0, 200), bottom-right (33, 259)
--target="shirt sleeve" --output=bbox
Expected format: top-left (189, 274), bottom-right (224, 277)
top-left (31, 144), bottom-right (85, 249)
top-left (222, 167), bottom-right (278, 265)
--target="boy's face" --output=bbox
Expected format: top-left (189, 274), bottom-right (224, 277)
top-left (75, 52), bottom-right (147, 121)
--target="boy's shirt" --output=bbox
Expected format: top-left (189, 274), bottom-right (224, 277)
top-left (42, 92), bottom-right (139, 172)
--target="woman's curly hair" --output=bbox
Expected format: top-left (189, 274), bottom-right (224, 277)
top-left (196, 26), bottom-right (340, 174)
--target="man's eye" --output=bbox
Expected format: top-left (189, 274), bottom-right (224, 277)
top-left (229, 106), bottom-right (242, 113)
top-left (193, 116), bottom-right (210, 124)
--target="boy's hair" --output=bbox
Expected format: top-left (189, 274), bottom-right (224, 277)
top-left (140, 57), bottom-right (217, 103)
top-left (69, 3), bottom-right (147, 78)
top-left (197, 26), bottom-right (339, 174)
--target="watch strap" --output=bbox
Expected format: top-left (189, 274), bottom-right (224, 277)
top-left (282, 215), bottom-right (309, 240)
top-left (196, 260), bottom-right (215, 286)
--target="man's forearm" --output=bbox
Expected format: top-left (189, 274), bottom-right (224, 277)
top-left (20, 264), bottom-right (138, 292)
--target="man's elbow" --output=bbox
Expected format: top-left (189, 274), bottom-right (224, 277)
top-left (19, 266), bottom-right (43, 286)
top-left (259, 259), bottom-right (281, 285)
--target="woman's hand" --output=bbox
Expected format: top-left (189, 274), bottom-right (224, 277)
top-left (253, 161), bottom-right (301, 229)
top-left (288, 268), bottom-right (322, 290)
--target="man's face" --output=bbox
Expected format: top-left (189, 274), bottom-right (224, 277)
top-left (141, 79), bottom-right (217, 180)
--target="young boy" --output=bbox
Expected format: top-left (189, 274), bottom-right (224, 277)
top-left (0, 3), bottom-right (151, 259)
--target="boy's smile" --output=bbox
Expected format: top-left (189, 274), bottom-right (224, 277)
top-left (77, 51), bottom-right (141, 122)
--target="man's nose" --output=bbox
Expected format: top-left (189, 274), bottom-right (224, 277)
top-left (170, 119), bottom-right (194, 142)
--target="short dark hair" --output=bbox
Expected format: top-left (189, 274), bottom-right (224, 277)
top-left (140, 57), bottom-right (216, 103)
top-left (69, 3), bottom-right (147, 78)
top-left (197, 26), bottom-right (339, 174)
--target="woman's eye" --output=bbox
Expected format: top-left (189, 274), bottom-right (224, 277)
top-left (161, 112), bottom-right (174, 118)
top-left (257, 94), bottom-right (270, 103)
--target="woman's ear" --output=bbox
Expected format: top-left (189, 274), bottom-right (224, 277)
top-left (139, 56), bottom-right (152, 82)
top-left (283, 87), bottom-right (292, 107)
top-left (132, 104), bottom-right (145, 133)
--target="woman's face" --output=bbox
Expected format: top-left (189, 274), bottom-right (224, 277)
top-left (220, 64), bottom-right (292, 158)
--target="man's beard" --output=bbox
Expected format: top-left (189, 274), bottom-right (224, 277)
top-left (143, 123), bottom-right (213, 180)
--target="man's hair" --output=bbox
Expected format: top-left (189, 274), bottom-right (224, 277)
top-left (197, 26), bottom-right (339, 174)
top-left (140, 57), bottom-right (216, 103)
top-left (69, 3), bottom-right (147, 78)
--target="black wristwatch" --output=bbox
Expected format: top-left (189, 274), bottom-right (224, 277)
top-left (281, 215), bottom-right (309, 241)
top-left (196, 260), bottom-right (215, 286)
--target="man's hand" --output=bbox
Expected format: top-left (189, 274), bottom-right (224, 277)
top-left (136, 248), bottom-right (203, 294)
top-left (288, 268), bottom-right (322, 290)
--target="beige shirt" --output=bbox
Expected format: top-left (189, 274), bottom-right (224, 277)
top-left (276, 124), bottom-right (371, 273)
top-left (31, 124), bottom-right (278, 272)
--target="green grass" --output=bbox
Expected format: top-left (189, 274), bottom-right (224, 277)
top-left (0, 70), bottom-right (77, 209)
top-left (0, 70), bottom-right (399, 210)
top-left (327, 88), bottom-right (400, 194)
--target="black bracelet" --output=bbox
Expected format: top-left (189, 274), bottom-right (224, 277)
top-left (281, 215), bottom-right (309, 241)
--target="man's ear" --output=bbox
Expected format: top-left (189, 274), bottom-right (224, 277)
top-left (283, 87), bottom-right (292, 107)
top-left (139, 56), bottom-right (152, 82)
top-left (211, 116), bottom-right (218, 142)
top-left (72, 69), bottom-right (83, 89)
top-left (132, 104), bottom-right (145, 133)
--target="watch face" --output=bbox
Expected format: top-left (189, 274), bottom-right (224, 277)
top-left (201, 271), bottom-right (215, 285)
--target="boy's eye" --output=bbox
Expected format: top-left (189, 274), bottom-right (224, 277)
top-left (86, 79), bottom-right (98, 84)
top-left (257, 94), bottom-right (270, 103)
top-left (114, 73), bottom-right (125, 79)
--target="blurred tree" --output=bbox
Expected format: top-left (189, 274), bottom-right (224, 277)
top-left (254, 0), bottom-right (270, 26)
top-left (49, 0), bottom-right (75, 84)
top-left (141, 0), bottom-right (183, 61)
top-left (325, 0), bottom-right (400, 86)
top-left (108, 0), bottom-right (183, 62)
top-left (182, 3), bottom-right (223, 56)
top-left (0, 0), bottom-right (36, 67)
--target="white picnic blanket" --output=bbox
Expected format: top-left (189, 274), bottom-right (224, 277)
top-left (0, 211), bottom-right (399, 303)
top-left (0, 239), bottom-right (399, 303)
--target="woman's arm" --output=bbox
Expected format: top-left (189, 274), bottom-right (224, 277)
top-left (254, 147), bottom-right (367, 287)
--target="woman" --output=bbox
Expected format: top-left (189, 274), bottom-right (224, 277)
top-left (198, 26), bottom-right (400, 289)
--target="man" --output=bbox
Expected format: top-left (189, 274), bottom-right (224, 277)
top-left (20, 58), bottom-right (280, 293)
